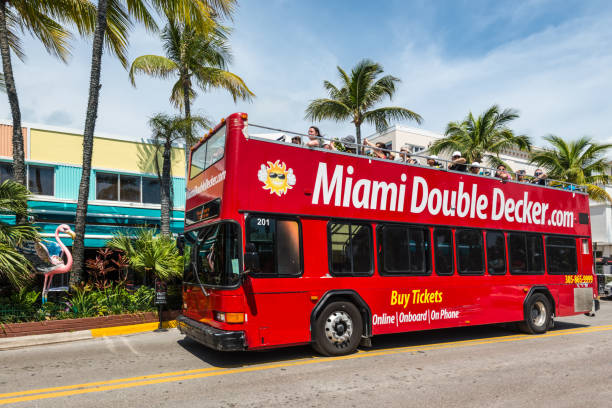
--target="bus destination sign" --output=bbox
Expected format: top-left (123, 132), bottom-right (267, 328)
top-left (185, 199), bottom-right (220, 225)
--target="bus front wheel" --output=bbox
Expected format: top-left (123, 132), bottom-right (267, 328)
top-left (518, 293), bottom-right (551, 334)
top-left (313, 301), bottom-right (363, 356)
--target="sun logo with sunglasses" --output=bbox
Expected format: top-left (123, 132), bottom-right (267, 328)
top-left (258, 160), bottom-right (296, 196)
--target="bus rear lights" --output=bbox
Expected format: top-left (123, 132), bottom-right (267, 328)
top-left (240, 113), bottom-right (248, 120)
top-left (214, 311), bottom-right (245, 324)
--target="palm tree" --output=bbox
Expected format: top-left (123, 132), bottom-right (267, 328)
top-left (0, 0), bottom-right (95, 188)
top-left (530, 135), bottom-right (612, 202)
top-left (129, 15), bottom-right (253, 169)
top-left (107, 228), bottom-right (183, 282)
top-left (305, 59), bottom-right (422, 153)
top-left (148, 113), bottom-right (209, 236)
top-left (71, 0), bottom-right (236, 285)
top-left (0, 180), bottom-right (39, 289)
top-left (429, 105), bottom-right (532, 169)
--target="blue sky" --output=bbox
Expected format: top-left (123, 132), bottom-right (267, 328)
top-left (2, 0), bottom-right (612, 147)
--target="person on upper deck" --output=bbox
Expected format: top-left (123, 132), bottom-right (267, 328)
top-left (340, 135), bottom-right (357, 154)
top-left (495, 164), bottom-right (511, 181)
top-left (291, 135), bottom-right (302, 145)
top-left (531, 168), bottom-right (547, 186)
top-left (427, 155), bottom-right (441, 168)
top-left (306, 126), bottom-right (323, 148)
top-left (469, 162), bottom-right (481, 175)
top-left (363, 139), bottom-right (394, 160)
top-left (516, 169), bottom-right (528, 183)
top-left (447, 151), bottom-right (467, 172)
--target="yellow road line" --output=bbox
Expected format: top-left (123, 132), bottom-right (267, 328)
top-left (90, 320), bottom-right (177, 338)
top-left (2, 324), bottom-right (611, 405)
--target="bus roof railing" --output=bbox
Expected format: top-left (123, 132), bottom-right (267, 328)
top-left (247, 123), bottom-right (587, 194)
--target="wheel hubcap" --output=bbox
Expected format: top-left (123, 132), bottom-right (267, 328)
top-left (531, 301), bottom-right (546, 327)
top-left (324, 311), bottom-right (353, 346)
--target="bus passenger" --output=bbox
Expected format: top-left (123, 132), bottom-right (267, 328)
top-left (291, 135), bottom-right (302, 145)
top-left (516, 169), bottom-right (528, 182)
top-left (448, 151), bottom-right (467, 172)
top-left (495, 164), bottom-right (511, 181)
top-left (363, 139), bottom-right (394, 160)
top-left (397, 145), bottom-right (411, 162)
top-left (322, 140), bottom-right (337, 150)
top-left (306, 126), bottom-right (323, 148)
top-left (531, 169), bottom-right (547, 186)
top-left (469, 162), bottom-right (481, 175)
top-left (427, 155), bottom-right (441, 168)
top-left (340, 135), bottom-right (357, 154)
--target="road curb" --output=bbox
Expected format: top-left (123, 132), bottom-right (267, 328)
top-left (0, 320), bottom-right (177, 350)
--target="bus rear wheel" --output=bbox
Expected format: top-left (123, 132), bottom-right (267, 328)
top-left (313, 301), bottom-right (363, 356)
top-left (518, 293), bottom-right (551, 334)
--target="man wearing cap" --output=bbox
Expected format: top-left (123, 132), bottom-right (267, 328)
top-left (469, 161), bottom-right (481, 175)
top-left (340, 135), bottom-right (357, 154)
top-left (448, 151), bottom-right (467, 172)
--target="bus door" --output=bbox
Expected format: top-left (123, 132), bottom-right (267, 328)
top-left (244, 215), bottom-right (311, 347)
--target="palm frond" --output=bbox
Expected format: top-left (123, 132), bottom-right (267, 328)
top-left (304, 98), bottom-right (351, 123)
top-left (362, 106), bottom-right (423, 131)
top-left (192, 67), bottom-right (253, 102)
top-left (104, 0), bottom-right (132, 69)
top-left (129, 54), bottom-right (178, 86)
top-left (0, 223), bottom-right (39, 246)
top-left (0, 180), bottom-right (30, 215)
top-left (0, 243), bottom-right (33, 289)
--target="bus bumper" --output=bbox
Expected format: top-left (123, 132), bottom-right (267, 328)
top-left (585, 299), bottom-right (600, 317)
top-left (177, 315), bottom-right (246, 351)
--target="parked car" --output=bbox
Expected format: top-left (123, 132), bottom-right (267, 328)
top-left (604, 281), bottom-right (612, 298)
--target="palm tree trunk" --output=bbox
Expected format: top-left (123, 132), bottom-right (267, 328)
top-left (0, 2), bottom-right (26, 195)
top-left (182, 72), bottom-right (191, 179)
top-left (160, 139), bottom-right (172, 237)
top-left (355, 123), bottom-right (362, 155)
top-left (71, 0), bottom-right (108, 285)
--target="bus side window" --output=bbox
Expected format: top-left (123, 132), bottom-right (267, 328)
top-left (247, 216), bottom-right (301, 276)
top-left (379, 225), bottom-right (431, 275)
top-left (434, 228), bottom-right (454, 276)
top-left (328, 222), bottom-right (373, 276)
top-left (545, 236), bottom-right (577, 275)
top-left (455, 229), bottom-right (485, 275)
top-left (486, 231), bottom-right (506, 275)
top-left (508, 233), bottom-right (544, 275)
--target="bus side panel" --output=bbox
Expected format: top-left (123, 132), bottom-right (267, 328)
top-left (242, 280), bottom-right (312, 348)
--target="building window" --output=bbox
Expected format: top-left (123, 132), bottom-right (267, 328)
top-left (27, 165), bottom-right (54, 196)
top-left (328, 222), bottom-right (373, 276)
top-left (1, 163), bottom-right (55, 196)
top-left (0, 162), bottom-right (13, 182)
top-left (96, 172), bottom-right (161, 204)
top-left (246, 216), bottom-right (302, 276)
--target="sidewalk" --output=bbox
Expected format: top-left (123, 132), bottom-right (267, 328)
top-left (0, 319), bottom-right (177, 350)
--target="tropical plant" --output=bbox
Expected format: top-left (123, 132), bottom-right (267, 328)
top-left (0, 180), bottom-right (38, 289)
top-left (530, 135), bottom-right (612, 202)
top-left (107, 229), bottom-right (183, 282)
top-left (85, 247), bottom-right (116, 289)
top-left (72, 0), bottom-right (237, 285)
top-left (429, 105), bottom-right (531, 169)
top-left (148, 113), bottom-right (209, 235)
top-left (305, 59), bottom-right (422, 152)
top-left (129, 14), bottom-right (253, 167)
top-left (0, 0), bottom-right (96, 188)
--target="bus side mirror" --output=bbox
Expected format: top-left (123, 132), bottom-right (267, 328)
top-left (176, 234), bottom-right (185, 256)
top-left (244, 243), bottom-right (259, 273)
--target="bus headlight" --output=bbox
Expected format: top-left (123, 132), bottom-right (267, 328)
top-left (214, 311), bottom-right (244, 324)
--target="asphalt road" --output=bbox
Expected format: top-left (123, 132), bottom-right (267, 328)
top-left (1, 300), bottom-right (612, 408)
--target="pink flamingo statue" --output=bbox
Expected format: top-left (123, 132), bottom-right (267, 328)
top-left (35, 224), bottom-right (76, 304)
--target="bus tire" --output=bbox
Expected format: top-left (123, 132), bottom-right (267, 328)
top-left (313, 301), bottom-right (363, 356)
top-left (518, 293), bottom-right (551, 334)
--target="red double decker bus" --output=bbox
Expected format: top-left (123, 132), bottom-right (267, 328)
top-left (177, 112), bottom-right (599, 356)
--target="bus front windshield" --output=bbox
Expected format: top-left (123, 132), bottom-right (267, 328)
top-left (183, 222), bottom-right (241, 287)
